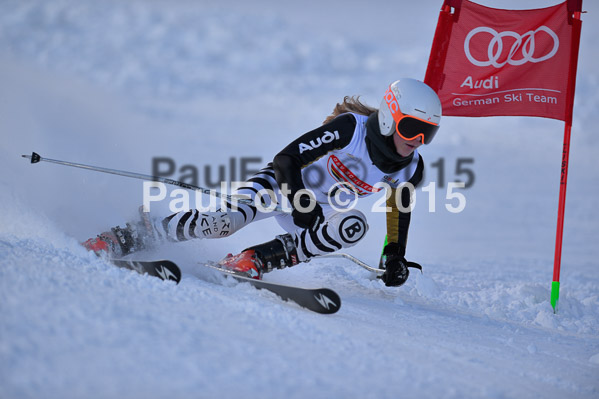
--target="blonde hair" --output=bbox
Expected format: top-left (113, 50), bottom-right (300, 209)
top-left (323, 96), bottom-right (377, 125)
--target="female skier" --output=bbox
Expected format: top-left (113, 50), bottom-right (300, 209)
top-left (83, 78), bottom-right (442, 287)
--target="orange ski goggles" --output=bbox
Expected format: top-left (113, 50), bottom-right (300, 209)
top-left (385, 86), bottom-right (440, 145)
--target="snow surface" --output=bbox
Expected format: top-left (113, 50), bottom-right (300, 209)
top-left (1, 0), bottom-right (598, 398)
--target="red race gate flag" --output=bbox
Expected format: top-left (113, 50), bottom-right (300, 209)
top-left (425, 0), bottom-right (580, 122)
top-left (424, 0), bottom-right (583, 313)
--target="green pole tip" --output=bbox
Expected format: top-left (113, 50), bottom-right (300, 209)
top-left (550, 281), bottom-right (560, 314)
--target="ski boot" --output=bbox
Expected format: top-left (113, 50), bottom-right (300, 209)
top-left (218, 234), bottom-right (300, 279)
top-left (82, 206), bottom-right (158, 258)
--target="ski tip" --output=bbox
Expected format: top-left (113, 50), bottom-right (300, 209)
top-left (151, 260), bottom-right (182, 284)
top-left (22, 152), bottom-right (41, 164)
top-left (313, 288), bottom-right (341, 314)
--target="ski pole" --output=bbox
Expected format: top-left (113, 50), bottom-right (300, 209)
top-left (23, 152), bottom-right (384, 273)
top-left (22, 152), bottom-right (287, 213)
top-left (319, 253), bottom-right (384, 274)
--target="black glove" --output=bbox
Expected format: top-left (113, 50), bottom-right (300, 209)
top-left (381, 242), bottom-right (422, 287)
top-left (291, 194), bottom-right (324, 231)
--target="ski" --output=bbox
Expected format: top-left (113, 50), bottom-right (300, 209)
top-left (200, 262), bottom-right (341, 314)
top-left (106, 258), bottom-right (340, 314)
top-left (110, 259), bottom-right (182, 284)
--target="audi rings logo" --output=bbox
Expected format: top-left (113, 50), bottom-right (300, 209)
top-left (464, 26), bottom-right (559, 68)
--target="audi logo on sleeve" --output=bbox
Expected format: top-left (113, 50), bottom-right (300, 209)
top-left (464, 26), bottom-right (559, 68)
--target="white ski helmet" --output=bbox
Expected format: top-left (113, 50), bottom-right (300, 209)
top-left (378, 78), bottom-right (442, 144)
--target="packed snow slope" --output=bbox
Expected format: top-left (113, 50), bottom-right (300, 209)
top-left (1, 0), bottom-right (598, 398)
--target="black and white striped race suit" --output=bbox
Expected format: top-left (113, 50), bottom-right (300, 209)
top-left (159, 112), bottom-right (423, 262)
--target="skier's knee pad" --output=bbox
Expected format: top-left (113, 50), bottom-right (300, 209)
top-left (161, 210), bottom-right (245, 241)
top-left (325, 209), bottom-right (369, 249)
